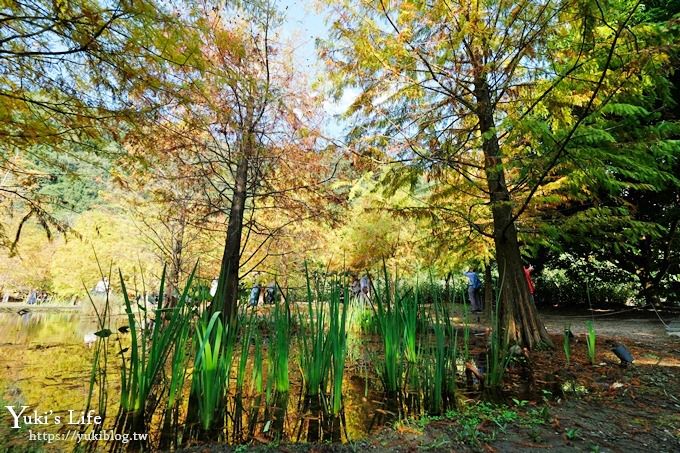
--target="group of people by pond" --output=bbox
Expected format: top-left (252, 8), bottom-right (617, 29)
top-left (248, 281), bottom-right (278, 307)
top-left (212, 266), bottom-right (537, 310)
top-left (5, 265), bottom-right (538, 310)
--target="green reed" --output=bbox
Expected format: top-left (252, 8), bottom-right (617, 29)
top-left (297, 267), bottom-right (331, 397)
top-left (437, 298), bottom-right (459, 396)
top-left (167, 319), bottom-right (190, 411)
top-left (462, 298), bottom-right (471, 360)
top-left (563, 325), bottom-right (571, 366)
top-left (372, 265), bottom-right (403, 395)
top-left (416, 296), bottom-right (459, 414)
top-left (236, 308), bottom-right (256, 395)
top-left (118, 265), bottom-right (195, 419)
top-left (586, 321), bottom-right (597, 365)
top-left (329, 284), bottom-right (349, 415)
top-left (485, 284), bottom-right (510, 390)
top-left (270, 297), bottom-right (291, 394)
top-left (82, 260), bottom-right (113, 435)
top-left (401, 286), bottom-right (419, 364)
top-left (430, 312), bottom-right (446, 413)
top-left (250, 331), bottom-right (263, 395)
top-left (192, 311), bottom-right (237, 432)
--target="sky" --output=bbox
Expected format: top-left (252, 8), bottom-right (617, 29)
top-left (276, 0), bottom-right (359, 140)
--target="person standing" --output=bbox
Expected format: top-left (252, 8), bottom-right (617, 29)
top-left (360, 274), bottom-right (371, 301)
top-left (350, 276), bottom-right (361, 299)
top-left (523, 265), bottom-right (536, 303)
top-left (94, 277), bottom-right (109, 296)
top-left (265, 281), bottom-right (277, 305)
top-left (209, 278), bottom-right (219, 298)
top-left (463, 268), bottom-right (482, 313)
top-left (248, 281), bottom-right (261, 307)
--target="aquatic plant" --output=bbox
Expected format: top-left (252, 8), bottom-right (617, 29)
top-left (372, 267), bottom-right (403, 395)
top-left (192, 311), bottom-right (237, 432)
top-left (328, 285), bottom-right (349, 415)
top-left (358, 307), bottom-right (379, 334)
top-left (401, 286), bottom-right (419, 364)
top-left (250, 331), bottom-right (263, 395)
top-left (485, 285), bottom-right (510, 390)
top-left (297, 267), bottom-right (331, 397)
top-left (563, 325), bottom-right (571, 366)
top-left (236, 308), bottom-right (256, 395)
top-left (82, 262), bottom-right (114, 436)
top-left (167, 318), bottom-right (190, 410)
top-left (270, 297), bottom-right (291, 394)
top-left (419, 299), bottom-right (459, 414)
top-left (430, 312), bottom-right (447, 413)
top-left (462, 300), bottom-right (471, 360)
top-left (437, 299), bottom-right (459, 397)
top-left (118, 265), bottom-right (194, 425)
top-left (586, 321), bottom-right (597, 365)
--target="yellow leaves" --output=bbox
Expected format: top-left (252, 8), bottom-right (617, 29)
top-left (50, 208), bottom-right (159, 297)
top-left (397, 27), bottom-right (413, 43)
top-left (397, 1), bottom-right (418, 27)
top-left (213, 27), bottom-right (246, 61)
top-left (52, 0), bottom-right (70, 18)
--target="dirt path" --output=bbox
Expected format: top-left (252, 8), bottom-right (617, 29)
top-left (541, 309), bottom-right (673, 340)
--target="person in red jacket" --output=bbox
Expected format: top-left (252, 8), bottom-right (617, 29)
top-left (523, 264), bottom-right (535, 303)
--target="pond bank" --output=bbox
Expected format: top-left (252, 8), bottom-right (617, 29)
top-left (0, 303), bottom-right (82, 312)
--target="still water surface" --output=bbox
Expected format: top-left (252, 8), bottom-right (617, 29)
top-left (0, 310), bottom-right (399, 450)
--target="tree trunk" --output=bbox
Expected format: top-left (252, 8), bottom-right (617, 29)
top-left (483, 263), bottom-right (494, 319)
top-left (211, 154), bottom-right (249, 324)
top-left (474, 77), bottom-right (553, 349)
top-left (166, 212), bottom-right (185, 307)
top-left (638, 273), bottom-right (660, 308)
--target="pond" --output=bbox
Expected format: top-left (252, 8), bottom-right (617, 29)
top-left (0, 311), bottom-right (105, 450)
top-left (1, 293), bottom-right (568, 453)
top-left (0, 309), bottom-right (450, 451)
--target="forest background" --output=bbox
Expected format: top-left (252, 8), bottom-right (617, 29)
top-left (0, 0), bottom-right (678, 329)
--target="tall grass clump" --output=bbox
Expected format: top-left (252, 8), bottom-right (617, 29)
top-left (118, 266), bottom-right (194, 429)
top-left (270, 297), bottom-right (291, 394)
top-left (586, 321), bottom-right (597, 365)
top-left (372, 266), bottom-right (403, 395)
top-left (82, 263), bottom-right (114, 438)
top-left (485, 286), bottom-right (510, 391)
top-left (437, 299), bottom-right (459, 399)
top-left (563, 325), bottom-right (571, 366)
top-left (420, 298), bottom-right (459, 414)
top-left (428, 311), bottom-right (447, 413)
top-left (328, 285), bottom-right (348, 415)
top-left (462, 299), bottom-right (471, 360)
top-left (401, 283), bottom-right (419, 364)
top-left (250, 332), bottom-right (263, 395)
top-left (167, 318), bottom-right (190, 413)
top-left (191, 311), bottom-right (236, 432)
top-left (236, 308), bottom-right (256, 396)
top-left (297, 268), bottom-right (331, 397)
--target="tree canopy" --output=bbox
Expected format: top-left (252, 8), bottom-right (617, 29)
top-left (0, 0), bottom-right (678, 347)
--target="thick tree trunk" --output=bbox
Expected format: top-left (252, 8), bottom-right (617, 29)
top-left (211, 154), bottom-right (249, 324)
top-left (474, 77), bottom-right (553, 349)
top-left (638, 273), bottom-right (660, 308)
